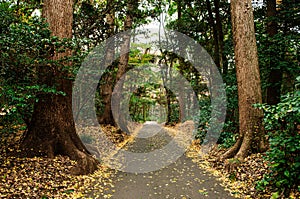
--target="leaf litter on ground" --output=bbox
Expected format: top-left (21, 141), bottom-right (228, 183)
top-left (0, 123), bottom-right (139, 199)
top-left (185, 138), bottom-right (300, 199)
top-left (2, 121), bottom-right (299, 198)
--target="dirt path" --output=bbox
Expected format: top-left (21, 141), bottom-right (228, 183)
top-left (105, 122), bottom-right (236, 199)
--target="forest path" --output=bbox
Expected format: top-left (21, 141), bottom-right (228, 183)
top-left (105, 122), bottom-right (236, 199)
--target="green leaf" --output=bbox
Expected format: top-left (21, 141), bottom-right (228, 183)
top-left (284, 170), bottom-right (290, 177)
top-left (271, 192), bottom-right (279, 199)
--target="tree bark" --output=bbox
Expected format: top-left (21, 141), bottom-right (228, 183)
top-left (112, 0), bottom-right (136, 133)
top-left (161, 56), bottom-right (174, 125)
top-left (176, 2), bottom-right (185, 122)
top-left (206, 0), bottom-right (221, 69)
top-left (99, 0), bottom-right (116, 125)
top-left (214, 0), bottom-right (227, 75)
top-left (222, 0), bottom-right (267, 161)
top-left (20, 0), bottom-right (98, 175)
top-left (266, 0), bottom-right (282, 105)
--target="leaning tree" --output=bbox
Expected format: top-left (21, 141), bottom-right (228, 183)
top-left (20, 0), bottom-right (98, 175)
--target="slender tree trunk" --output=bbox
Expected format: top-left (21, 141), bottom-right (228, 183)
top-left (206, 0), bottom-right (221, 69)
top-left (266, 0), bottom-right (282, 105)
top-left (166, 88), bottom-right (172, 124)
top-left (99, 66), bottom-right (116, 125)
top-left (20, 0), bottom-right (98, 175)
top-left (176, 2), bottom-right (185, 122)
top-left (222, 0), bottom-right (267, 161)
top-left (159, 54), bottom-right (173, 125)
top-left (166, 58), bottom-right (174, 125)
top-left (280, 0), bottom-right (295, 95)
top-left (112, 0), bottom-right (135, 133)
top-left (178, 84), bottom-right (185, 123)
top-left (176, 0), bottom-right (181, 20)
top-left (214, 0), bottom-right (227, 75)
top-left (99, 0), bottom-right (116, 125)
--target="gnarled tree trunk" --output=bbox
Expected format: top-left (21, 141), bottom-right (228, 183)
top-left (20, 0), bottom-right (98, 175)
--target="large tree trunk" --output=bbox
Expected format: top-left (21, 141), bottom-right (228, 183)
top-left (20, 0), bottom-right (98, 175)
top-left (221, 0), bottom-right (267, 161)
top-left (266, 0), bottom-right (282, 105)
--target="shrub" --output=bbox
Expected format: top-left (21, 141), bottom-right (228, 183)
top-left (256, 77), bottom-right (300, 197)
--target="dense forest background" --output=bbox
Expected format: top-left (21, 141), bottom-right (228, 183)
top-left (0, 0), bottom-right (299, 198)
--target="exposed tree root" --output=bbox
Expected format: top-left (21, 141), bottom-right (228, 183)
top-left (220, 136), bottom-right (243, 160)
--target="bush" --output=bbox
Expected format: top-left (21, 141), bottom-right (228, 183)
top-left (256, 77), bottom-right (300, 197)
top-left (218, 121), bottom-right (238, 148)
top-left (195, 98), bottom-right (211, 142)
top-left (195, 76), bottom-right (238, 148)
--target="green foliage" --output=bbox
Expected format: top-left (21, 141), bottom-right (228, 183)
top-left (166, 0), bottom-right (231, 65)
top-left (218, 72), bottom-right (239, 148)
top-left (256, 78), bottom-right (300, 196)
top-left (0, 1), bottom-right (82, 137)
top-left (128, 83), bottom-right (159, 123)
top-left (254, 0), bottom-right (300, 96)
top-left (73, 0), bottom-right (107, 49)
top-left (168, 101), bottom-right (179, 124)
top-left (0, 2), bottom-right (44, 133)
top-left (195, 71), bottom-right (238, 148)
top-left (195, 98), bottom-right (211, 142)
top-left (173, 0), bottom-right (237, 143)
top-left (218, 122), bottom-right (237, 149)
